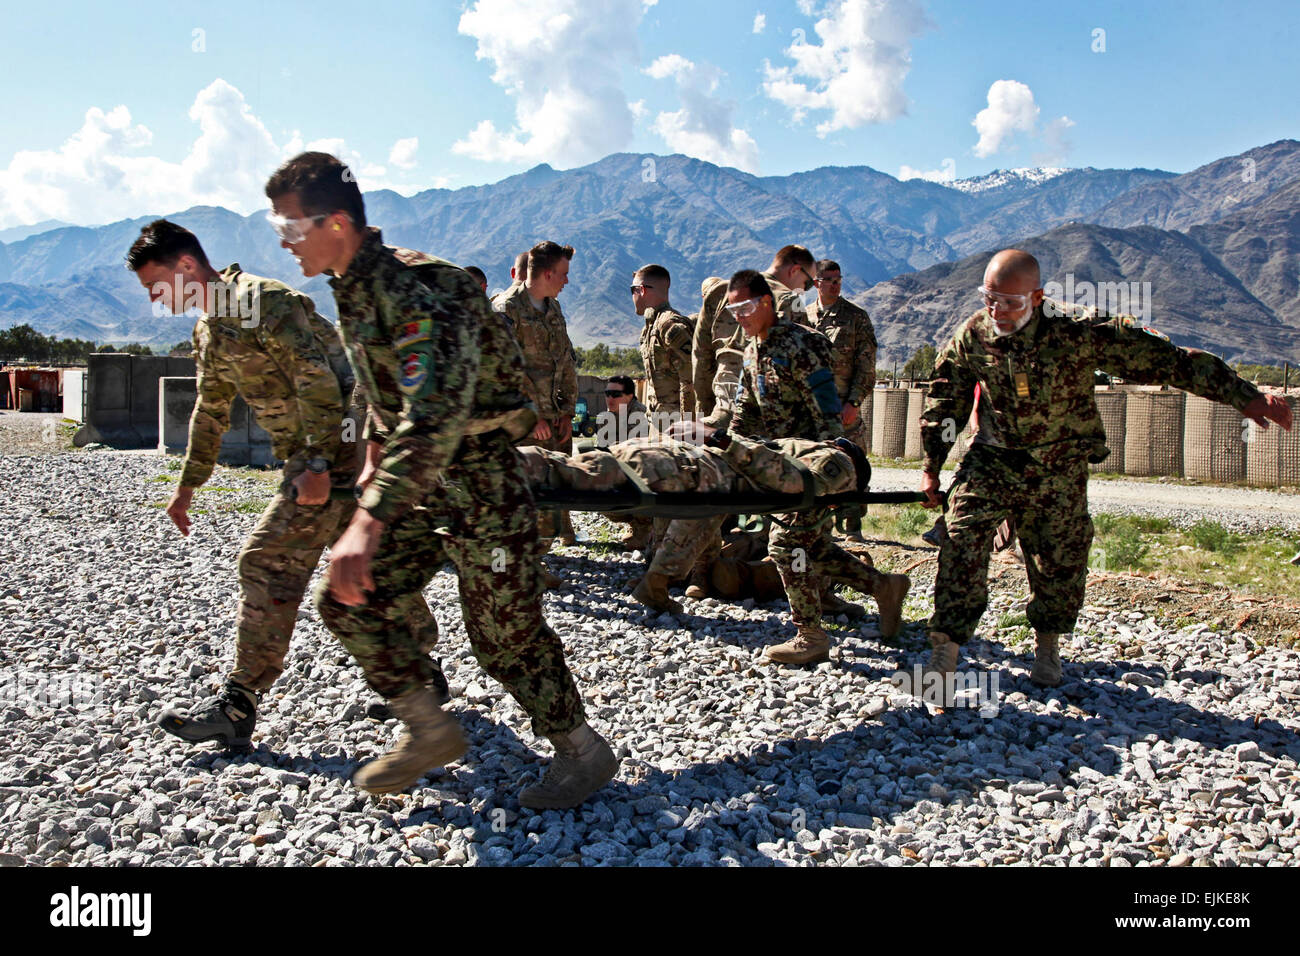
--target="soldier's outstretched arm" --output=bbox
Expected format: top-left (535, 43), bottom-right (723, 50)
top-left (1090, 317), bottom-right (1268, 418)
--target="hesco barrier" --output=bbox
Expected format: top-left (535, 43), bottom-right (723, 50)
top-left (872, 388), bottom-right (909, 458)
top-left (1245, 396), bottom-right (1300, 487)
top-left (1090, 388), bottom-right (1127, 474)
top-left (904, 388), bottom-right (925, 460)
top-left (1184, 394), bottom-right (1247, 482)
top-left (858, 386), bottom-right (874, 454)
top-left (1124, 389), bottom-right (1186, 477)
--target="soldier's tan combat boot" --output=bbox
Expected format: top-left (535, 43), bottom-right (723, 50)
top-left (872, 573), bottom-right (911, 638)
top-left (1030, 632), bottom-right (1063, 688)
top-left (764, 625), bottom-right (832, 665)
top-left (821, 590), bottom-right (866, 620)
top-left (710, 558), bottom-right (744, 599)
top-left (685, 566), bottom-right (710, 601)
top-left (632, 572), bottom-right (683, 614)
top-left (918, 631), bottom-right (960, 707)
top-left (352, 687), bottom-right (468, 794)
top-left (519, 723), bottom-right (619, 810)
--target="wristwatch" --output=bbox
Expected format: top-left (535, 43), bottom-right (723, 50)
top-left (306, 457), bottom-right (332, 474)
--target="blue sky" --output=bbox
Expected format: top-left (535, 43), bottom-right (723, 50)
top-left (0, 0), bottom-right (1295, 228)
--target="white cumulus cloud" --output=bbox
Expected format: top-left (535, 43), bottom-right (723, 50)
top-left (389, 137), bottom-right (419, 170)
top-left (971, 79), bottom-right (1073, 161)
top-left (753, 13), bottom-right (767, 33)
top-left (763, 0), bottom-right (930, 136)
top-left (644, 55), bottom-right (759, 173)
top-left (971, 80), bottom-right (1039, 158)
top-left (899, 158), bottom-right (956, 183)
top-left (0, 80), bottom-right (434, 229)
top-left (453, 0), bottom-right (645, 166)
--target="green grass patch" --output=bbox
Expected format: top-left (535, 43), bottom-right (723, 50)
top-left (1089, 510), bottom-right (1300, 602)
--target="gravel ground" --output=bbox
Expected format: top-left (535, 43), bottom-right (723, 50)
top-left (870, 462), bottom-right (1300, 534)
top-left (1, 449), bottom-right (1298, 868)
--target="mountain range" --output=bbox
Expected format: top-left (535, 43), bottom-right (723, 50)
top-left (1, 139), bottom-right (1296, 365)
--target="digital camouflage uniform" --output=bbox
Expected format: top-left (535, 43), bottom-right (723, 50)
top-left (520, 434), bottom-right (864, 581)
top-left (807, 295), bottom-right (877, 532)
top-left (492, 282), bottom-right (579, 538)
top-left (695, 271), bottom-right (807, 430)
top-left (639, 303), bottom-right (695, 418)
top-left (181, 263), bottom-right (382, 694)
top-left (315, 229), bottom-right (584, 736)
top-left (683, 271), bottom-right (807, 589)
top-left (922, 299), bottom-right (1263, 644)
top-left (732, 316), bottom-right (884, 627)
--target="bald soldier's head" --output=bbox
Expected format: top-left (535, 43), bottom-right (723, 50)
top-left (981, 249), bottom-right (1044, 337)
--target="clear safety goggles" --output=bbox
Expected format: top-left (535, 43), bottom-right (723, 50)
top-left (977, 286), bottom-right (1032, 310)
top-left (266, 211), bottom-right (328, 244)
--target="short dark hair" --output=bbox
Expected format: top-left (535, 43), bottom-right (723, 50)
top-left (607, 375), bottom-right (635, 395)
top-left (465, 265), bottom-right (487, 287)
top-left (729, 269), bottom-right (772, 301)
top-left (816, 259), bottom-right (841, 275)
top-left (125, 219), bottom-right (211, 272)
top-left (264, 151), bottom-right (367, 229)
top-left (635, 263), bottom-right (670, 287)
top-left (528, 241), bottom-right (574, 279)
top-left (773, 244), bottom-right (814, 269)
top-left (513, 251), bottom-right (529, 278)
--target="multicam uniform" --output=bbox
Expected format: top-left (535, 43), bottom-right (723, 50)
top-left (493, 283), bottom-right (579, 539)
top-left (805, 296), bottom-right (876, 450)
top-left (639, 303), bottom-right (695, 419)
top-left (180, 263), bottom-right (390, 694)
top-left (731, 316), bottom-right (885, 628)
top-left (922, 299), bottom-right (1263, 645)
top-left (315, 229), bottom-right (584, 737)
top-left (521, 433), bottom-right (865, 580)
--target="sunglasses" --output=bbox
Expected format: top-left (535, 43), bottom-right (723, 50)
top-left (604, 389), bottom-right (626, 398)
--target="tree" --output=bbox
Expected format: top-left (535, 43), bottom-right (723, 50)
top-left (902, 344), bottom-right (937, 381)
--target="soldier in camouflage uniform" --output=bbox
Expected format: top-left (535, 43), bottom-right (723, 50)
top-left (266, 153), bottom-right (617, 807)
top-left (125, 219), bottom-right (446, 750)
top-left (918, 249), bottom-right (1293, 696)
top-left (694, 246), bottom-right (816, 431)
top-left (633, 264), bottom-right (695, 419)
top-left (724, 270), bottom-right (910, 664)
top-left (492, 241), bottom-right (580, 548)
top-left (806, 259), bottom-right (877, 542)
top-left (678, 247), bottom-right (818, 606)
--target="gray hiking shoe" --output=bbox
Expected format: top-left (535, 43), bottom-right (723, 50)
top-left (158, 683), bottom-right (258, 750)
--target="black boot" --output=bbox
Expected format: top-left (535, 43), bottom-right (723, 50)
top-left (158, 683), bottom-right (258, 750)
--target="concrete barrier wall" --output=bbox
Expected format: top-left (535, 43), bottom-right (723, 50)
top-left (77, 353), bottom-right (197, 447)
top-left (62, 369), bottom-right (86, 422)
top-left (158, 377), bottom-right (277, 468)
